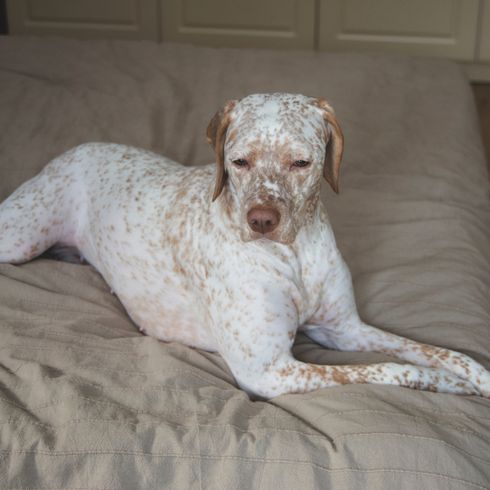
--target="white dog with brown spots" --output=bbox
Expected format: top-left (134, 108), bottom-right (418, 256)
top-left (1, 93), bottom-right (489, 399)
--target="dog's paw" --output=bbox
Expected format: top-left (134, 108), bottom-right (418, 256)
top-left (474, 369), bottom-right (490, 399)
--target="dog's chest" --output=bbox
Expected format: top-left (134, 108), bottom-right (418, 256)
top-left (289, 231), bottom-right (335, 323)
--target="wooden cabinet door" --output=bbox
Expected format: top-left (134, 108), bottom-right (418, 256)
top-left (318, 0), bottom-right (480, 61)
top-left (6, 0), bottom-right (159, 41)
top-left (161, 0), bottom-right (315, 49)
top-left (479, 0), bottom-right (490, 62)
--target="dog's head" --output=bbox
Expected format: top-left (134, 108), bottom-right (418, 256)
top-left (207, 93), bottom-right (343, 244)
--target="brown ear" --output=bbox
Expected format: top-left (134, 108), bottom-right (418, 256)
top-left (206, 100), bottom-right (237, 201)
top-left (313, 98), bottom-right (344, 194)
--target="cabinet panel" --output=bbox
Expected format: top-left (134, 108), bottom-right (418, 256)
top-left (319, 0), bottom-right (479, 61)
top-left (479, 0), bottom-right (490, 62)
top-left (161, 0), bottom-right (315, 49)
top-left (6, 0), bottom-right (159, 41)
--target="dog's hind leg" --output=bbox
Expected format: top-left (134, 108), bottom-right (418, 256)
top-left (0, 155), bottom-right (79, 264)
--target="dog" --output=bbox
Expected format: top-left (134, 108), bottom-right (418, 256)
top-left (1, 93), bottom-right (489, 399)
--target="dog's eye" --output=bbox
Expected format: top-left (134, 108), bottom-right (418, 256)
top-left (232, 159), bottom-right (249, 168)
top-left (292, 160), bottom-right (310, 168)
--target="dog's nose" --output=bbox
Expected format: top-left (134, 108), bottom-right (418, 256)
top-left (247, 206), bottom-right (280, 235)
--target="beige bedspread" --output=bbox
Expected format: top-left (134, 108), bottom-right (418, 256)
top-left (0, 36), bottom-right (489, 489)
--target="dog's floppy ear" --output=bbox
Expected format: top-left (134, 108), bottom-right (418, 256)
top-left (207, 100), bottom-right (237, 201)
top-left (312, 98), bottom-right (344, 194)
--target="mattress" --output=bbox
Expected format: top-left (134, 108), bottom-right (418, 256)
top-left (0, 36), bottom-right (489, 489)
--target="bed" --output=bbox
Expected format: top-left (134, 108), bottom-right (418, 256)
top-left (0, 36), bottom-right (489, 489)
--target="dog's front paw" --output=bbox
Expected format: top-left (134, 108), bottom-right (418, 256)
top-left (474, 369), bottom-right (490, 398)
top-left (442, 352), bottom-right (490, 399)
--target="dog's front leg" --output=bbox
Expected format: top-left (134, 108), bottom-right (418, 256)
top-left (210, 280), bottom-right (479, 399)
top-left (304, 257), bottom-right (490, 397)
